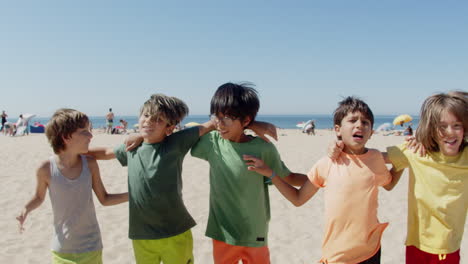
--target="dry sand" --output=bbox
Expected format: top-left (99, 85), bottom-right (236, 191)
top-left (1, 129), bottom-right (466, 263)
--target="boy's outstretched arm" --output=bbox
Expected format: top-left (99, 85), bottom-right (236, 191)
top-left (87, 147), bottom-right (116, 160)
top-left (383, 166), bottom-right (405, 191)
top-left (16, 161), bottom-right (50, 233)
top-left (243, 155), bottom-right (319, 207)
top-left (283, 173), bottom-right (308, 187)
top-left (248, 121), bottom-right (278, 143)
top-left (88, 157), bottom-right (128, 206)
top-left (197, 120), bottom-right (216, 137)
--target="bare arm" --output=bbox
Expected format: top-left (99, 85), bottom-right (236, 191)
top-left (283, 172), bottom-right (308, 187)
top-left (87, 147), bottom-right (116, 160)
top-left (383, 166), bottom-right (405, 191)
top-left (16, 161), bottom-right (50, 232)
top-left (248, 121), bottom-right (278, 143)
top-left (243, 155), bottom-right (319, 207)
top-left (88, 158), bottom-right (128, 206)
top-left (198, 120), bottom-right (216, 137)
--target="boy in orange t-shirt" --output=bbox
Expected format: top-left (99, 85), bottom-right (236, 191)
top-left (245, 96), bottom-right (399, 264)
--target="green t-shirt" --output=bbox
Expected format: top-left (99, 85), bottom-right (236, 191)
top-left (191, 131), bottom-right (291, 247)
top-left (114, 127), bottom-right (199, 240)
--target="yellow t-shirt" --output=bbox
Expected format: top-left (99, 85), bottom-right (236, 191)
top-left (308, 149), bottom-right (391, 264)
top-left (387, 144), bottom-right (468, 254)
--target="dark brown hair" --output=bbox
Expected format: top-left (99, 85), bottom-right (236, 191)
top-left (333, 96), bottom-right (374, 127)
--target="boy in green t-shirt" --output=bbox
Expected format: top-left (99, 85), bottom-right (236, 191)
top-left (88, 94), bottom-right (217, 264)
top-left (190, 82), bottom-right (307, 264)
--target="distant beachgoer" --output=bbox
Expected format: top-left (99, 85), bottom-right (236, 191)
top-left (403, 123), bottom-right (413, 136)
top-left (106, 108), bottom-right (114, 134)
top-left (15, 114), bottom-right (29, 136)
top-left (119, 119), bottom-right (128, 134)
top-left (3, 122), bottom-right (14, 136)
top-left (1, 110), bottom-right (7, 132)
top-left (305, 120), bottom-right (316, 135)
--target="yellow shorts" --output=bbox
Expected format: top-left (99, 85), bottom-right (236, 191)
top-left (132, 229), bottom-right (194, 264)
top-left (51, 250), bottom-right (102, 264)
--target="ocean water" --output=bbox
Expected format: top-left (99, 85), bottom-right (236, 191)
top-left (31, 114), bottom-right (419, 131)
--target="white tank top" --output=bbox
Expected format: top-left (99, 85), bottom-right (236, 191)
top-left (48, 155), bottom-right (103, 253)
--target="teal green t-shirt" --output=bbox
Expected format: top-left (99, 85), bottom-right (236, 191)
top-left (114, 127), bottom-right (199, 240)
top-left (191, 131), bottom-right (291, 247)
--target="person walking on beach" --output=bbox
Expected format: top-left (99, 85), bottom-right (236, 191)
top-left (106, 108), bottom-right (114, 134)
top-left (245, 97), bottom-right (399, 264)
top-left (190, 83), bottom-right (307, 264)
top-left (16, 108), bottom-right (128, 263)
top-left (1, 110), bottom-right (7, 132)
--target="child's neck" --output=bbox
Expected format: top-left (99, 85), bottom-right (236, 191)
top-left (56, 151), bottom-right (81, 168)
top-left (342, 146), bottom-right (368, 155)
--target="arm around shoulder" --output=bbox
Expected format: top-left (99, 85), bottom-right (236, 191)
top-left (88, 157), bottom-right (128, 206)
top-left (87, 147), bottom-right (116, 160)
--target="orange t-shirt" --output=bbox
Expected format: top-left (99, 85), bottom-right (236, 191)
top-left (308, 149), bottom-right (391, 264)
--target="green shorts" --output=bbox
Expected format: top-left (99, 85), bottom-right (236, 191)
top-left (132, 229), bottom-right (194, 264)
top-left (51, 250), bottom-right (102, 264)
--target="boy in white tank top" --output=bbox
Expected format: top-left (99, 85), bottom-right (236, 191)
top-left (16, 108), bottom-right (128, 263)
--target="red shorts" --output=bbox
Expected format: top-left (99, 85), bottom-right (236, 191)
top-left (212, 239), bottom-right (270, 264)
top-left (406, 246), bottom-right (460, 264)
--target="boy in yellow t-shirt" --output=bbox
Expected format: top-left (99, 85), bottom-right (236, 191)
top-left (245, 96), bottom-right (398, 264)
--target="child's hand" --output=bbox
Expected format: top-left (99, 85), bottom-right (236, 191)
top-left (248, 121), bottom-right (278, 143)
top-left (16, 209), bottom-right (28, 233)
top-left (125, 134), bottom-right (144, 151)
top-left (405, 136), bottom-right (426, 157)
top-left (327, 139), bottom-right (344, 160)
top-left (243, 154), bottom-right (273, 177)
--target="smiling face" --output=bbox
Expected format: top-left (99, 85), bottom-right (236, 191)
top-left (335, 111), bottom-right (373, 155)
top-left (138, 112), bottom-right (175, 144)
top-left (436, 110), bottom-right (465, 156)
top-left (212, 113), bottom-right (251, 143)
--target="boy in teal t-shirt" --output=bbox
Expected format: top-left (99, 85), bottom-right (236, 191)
top-left (191, 82), bottom-right (307, 264)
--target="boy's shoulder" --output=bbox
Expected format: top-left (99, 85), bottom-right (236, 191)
top-left (37, 158), bottom-right (52, 181)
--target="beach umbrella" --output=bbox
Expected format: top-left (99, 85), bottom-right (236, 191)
top-left (185, 122), bottom-right (200, 127)
top-left (133, 124), bottom-right (139, 127)
top-left (376, 122), bottom-right (392, 131)
top-left (393, 114), bottom-right (412, 126)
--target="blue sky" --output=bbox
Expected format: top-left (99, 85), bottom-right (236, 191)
top-left (1, 1), bottom-right (467, 118)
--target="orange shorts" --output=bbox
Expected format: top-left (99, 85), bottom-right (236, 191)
top-left (212, 239), bottom-right (270, 264)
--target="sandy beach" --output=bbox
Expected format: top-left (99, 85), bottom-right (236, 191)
top-left (1, 129), bottom-right (466, 263)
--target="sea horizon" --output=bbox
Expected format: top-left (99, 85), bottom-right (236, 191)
top-left (30, 114), bottom-right (419, 130)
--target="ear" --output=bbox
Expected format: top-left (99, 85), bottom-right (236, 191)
top-left (165, 124), bottom-right (176, 136)
top-left (369, 129), bottom-right (374, 139)
top-left (242, 116), bottom-right (252, 128)
top-left (334, 124), bottom-right (342, 139)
